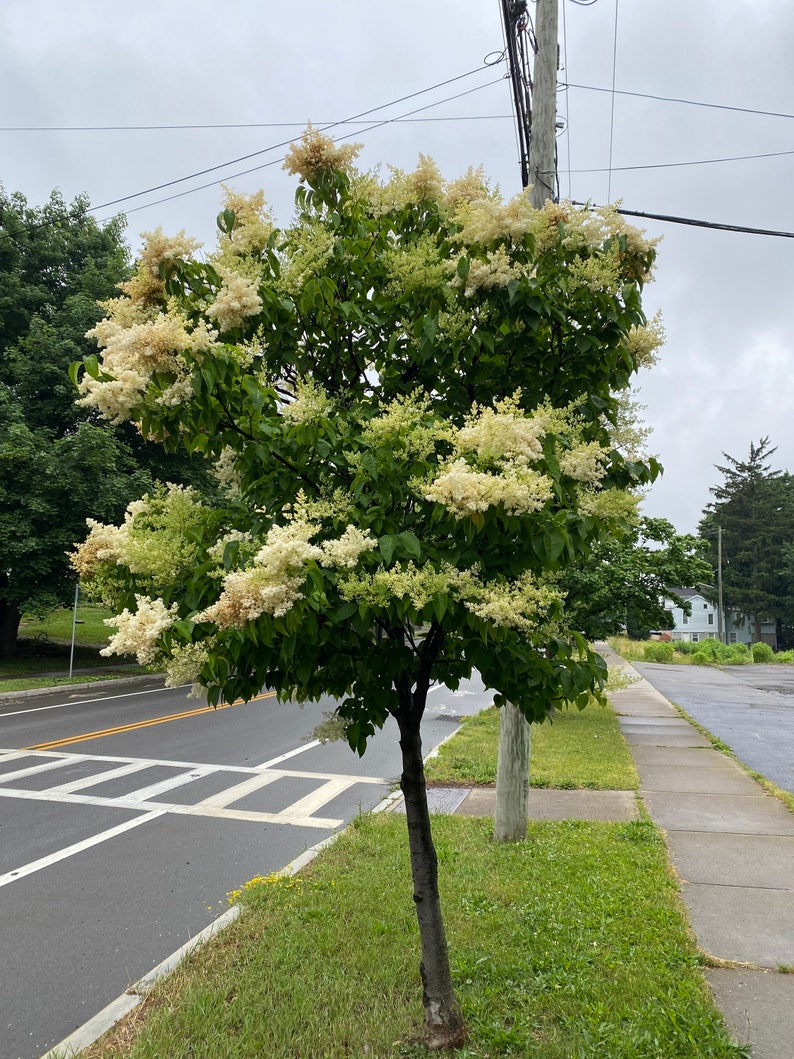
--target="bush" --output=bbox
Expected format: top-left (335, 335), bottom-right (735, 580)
top-left (674, 641), bottom-right (701, 655)
top-left (776, 649), bottom-right (794, 663)
top-left (644, 641), bottom-right (675, 663)
top-left (751, 641), bottom-right (775, 663)
top-left (691, 651), bottom-right (710, 666)
top-left (724, 643), bottom-right (751, 665)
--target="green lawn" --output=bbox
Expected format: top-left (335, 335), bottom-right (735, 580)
top-left (1, 605), bottom-right (140, 686)
top-left (75, 681), bottom-right (747, 1058)
top-left (425, 701), bottom-right (638, 790)
top-left (19, 603), bottom-right (114, 645)
top-left (82, 814), bottom-right (747, 1059)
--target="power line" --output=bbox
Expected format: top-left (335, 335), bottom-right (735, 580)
top-left (574, 201), bottom-right (794, 239)
top-left (95, 77), bottom-right (506, 222)
top-left (564, 82), bottom-right (794, 121)
top-left (572, 147), bottom-right (794, 173)
top-left (89, 63), bottom-right (502, 214)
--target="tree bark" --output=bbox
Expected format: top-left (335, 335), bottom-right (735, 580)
top-left (397, 694), bottom-right (466, 1050)
top-left (0, 597), bottom-right (21, 661)
top-left (494, 702), bottom-right (531, 842)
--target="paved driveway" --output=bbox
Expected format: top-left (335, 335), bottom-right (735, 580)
top-left (634, 662), bottom-right (794, 795)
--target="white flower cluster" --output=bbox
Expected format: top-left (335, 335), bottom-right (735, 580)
top-left (281, 377), bottom-right (334, 424)
top-left (421, 395), bottom-right (554, 519)
top-left (283, 125), bottom-right (361, 181)
top-left (558, 441), bottom-right (610, 486)
top-left (198, 520), bottom-right (376, 629)
top-left (206, 268), bottom-right (263, 333)
top-left (456, 398), bottom-right (546, 462)
top-left (277, 221), bottom-right (336, 296)
top-left (71, 485), bottom-right (206, 589)
top-left (453, 246), bottom-right (523, 298)
top-left (215, 186), bottom-right (274, 262)
top-left (79, 311), bottom-right (217, 423)
top-left (339, 561), bottom-right (465, 612)
top-left (463, 572), bottom-right (560, 635)
top-left (212, 447), bottom-right (244, 498)
top-left (424, 459), bottom-right (552, 519)
top-left (625, 311), bottom-right (665, 368)
top-left (163, 642), bottom-right (210, 690)
top-left (451, 193), bottom-right (535, 246)
top-left (139, 227), bottom-right (203, 276)
top-left (102, 595), bottom-right (178, 666)
top-left (70, 519), bottom-right (128, 578)
top-left (318, 525), bottom-right (377, 568)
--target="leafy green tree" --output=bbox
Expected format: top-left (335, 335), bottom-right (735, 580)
top-left (0, 188), bottom-right (211, 659)
top-left (72, 133), bottom-right (659, 1046)
top-left (700, 438), bottom-right (794, 641)
top-left (562, 516), bottom-right (712, 639)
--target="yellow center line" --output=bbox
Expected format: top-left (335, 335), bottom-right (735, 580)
top-left (25, 691), bottom-right (277, 751)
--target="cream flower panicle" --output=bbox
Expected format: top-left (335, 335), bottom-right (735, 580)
top-left (102, 596), bottom-right (178, 666)
top-left (423, 459), bottom-right (552, 519)
top-left (138, 227), bottom-right (203, 276)
top-left (283, 125), bottom-right (362, 181)
top-left (206, 267), bottom-right (263, 333)
top-left (319, 526), bottom-right (377, 568)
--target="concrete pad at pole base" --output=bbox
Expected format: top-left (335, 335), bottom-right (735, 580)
top-left (705, 968), bottom-right (794, 1059)
top-left (454, 787), bottom-right (638, 822)
top-left (667, 831), bottom-right (794, 889)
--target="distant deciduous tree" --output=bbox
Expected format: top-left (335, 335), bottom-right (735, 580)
top-left (562, 516), bottom-right (712, 640)
top-left (0, 188), bottom-right (210, 659)
top-left (71, 132), bottom-right (660, 1046)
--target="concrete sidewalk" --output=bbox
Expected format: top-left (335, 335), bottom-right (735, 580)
top-left (607, 659), bottom-right (794, 1059)
top-left (415, 652), bottom-right (794, 1059)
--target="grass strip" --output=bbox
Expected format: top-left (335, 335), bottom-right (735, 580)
top-left (19, 603), bottom-right (114, 645)
top-left (82, 813), bottom-right (747, 1059)
top-left (425, 701), bottom-right (638, 790)
top-left (0, 673), bottom-right (128, 693)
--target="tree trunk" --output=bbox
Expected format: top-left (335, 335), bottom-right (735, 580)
top-left (0, 597), bottom-right (21, 661)
top-left (397, 697), bottom-right (466, 1050)
top-left (494, 702), bottom-right (531, 842)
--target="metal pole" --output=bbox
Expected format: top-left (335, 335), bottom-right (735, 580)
top-left (69, 581), bottom-right (79, 679)
top-left (717, 525), bottom-right (724, 643)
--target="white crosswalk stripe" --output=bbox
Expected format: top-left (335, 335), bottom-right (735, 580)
top-left (0, 747), bottom-right (391, 830)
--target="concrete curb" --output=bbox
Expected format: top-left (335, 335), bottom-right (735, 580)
top-left (0, 673), bottom-right (157, 703)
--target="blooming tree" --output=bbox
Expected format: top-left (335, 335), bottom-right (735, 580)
top-left (71, 130), bottom-right (660, 1048)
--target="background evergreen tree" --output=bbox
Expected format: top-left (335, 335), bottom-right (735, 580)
top-left (700, 438), bottom-right (794, 642)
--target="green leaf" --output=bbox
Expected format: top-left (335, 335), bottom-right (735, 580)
top-left (378, 534), bottom-right (398, 565)
top-left (397, 531), bottom-right (421, 560)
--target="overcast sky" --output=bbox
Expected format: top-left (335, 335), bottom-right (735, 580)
top-left (2, 0), bottom-right (792, 534)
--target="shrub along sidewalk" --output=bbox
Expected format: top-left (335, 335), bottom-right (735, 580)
top-left (79, 700), bottom-right (748, 1059)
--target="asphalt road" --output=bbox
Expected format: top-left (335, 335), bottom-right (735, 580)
top-left (634, 662), bottom-right (794, 795)
top-left (0, 675), bottom-right (491, 1059)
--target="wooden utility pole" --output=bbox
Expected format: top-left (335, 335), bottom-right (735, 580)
top-left (527, 0), bottom-right (559, 208)
top-left (494, 0), bottom-right (559, 843)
